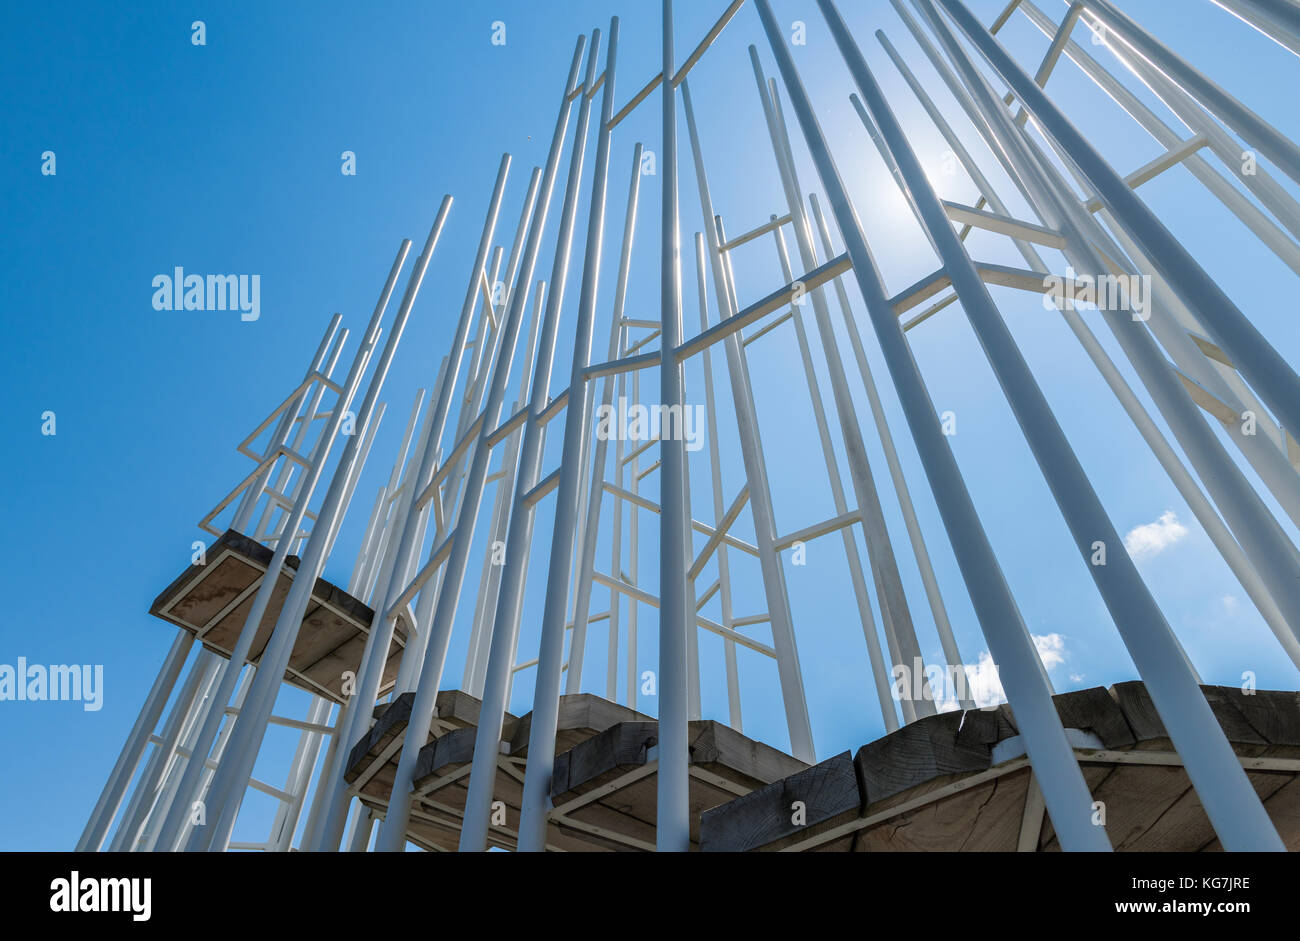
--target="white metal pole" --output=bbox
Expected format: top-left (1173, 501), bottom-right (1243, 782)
top-left (910, 0), bottom-right (1300, 661)
top-left (474, 18), bottom-right (621, 853)
top-left (135, 657), bottom-right (227, 851)
top-left (654, 0), bottom-right (692, 852)
top-left (841, 0), bottom-right (1284, 850)
top-left (867, 35), bottom-right (1300, 668)
top-left (308, 162), bottom-right (517, 854)
top-left (680, 77), bottom-right (816, 760)
top-left (461, 290), bottom-right (548, 698)
top-left (692, 232), bottom-right (745, 730)
top-left (897, 2), bottom-right (1300, 536)
top-left (232, 314), bottom-right (343, 533)
top-left (1079, 0), bottom-right (1300, 186)
top-left (373, 36), bottom-right (591, 852)
top-left (808, 192), bottom-right (968, 713)
top-left (77, 628), bottom-right (192, 851)
top-left (346, 806), bottom-right (376, 852)
top-left (1013, 0), bottom-right (1300, 272)
top-left (170, 663), bottom-right (257, 851)
top-left (151, 239), bottom-right (412, 851)
top-left (109, 648), bottom-right (218, 851)
top-left (768, 223), bottom-right (906, 726)
top-left (930, 0), bottom-right (1300, 440)
top-left (196, 197), bottom-right (454, 852)
top-left (401, 32), bottom-right (606, 852)
top-left (628, 366), bottom-right (641, 712)
top-left (1212, 0), bottom-right (1300, 58)
top-left (751, 53), bottom-right (937, 720)
top-left (754, 0), bottom-right (1111, 851)
top-left (566, 143), bottom-right (646, 694)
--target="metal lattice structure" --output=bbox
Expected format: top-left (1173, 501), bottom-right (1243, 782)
top-left (80, 0), bottom-right (1300, 853)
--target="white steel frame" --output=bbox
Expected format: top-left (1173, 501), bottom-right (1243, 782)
top-left (84, 0), bottom-right (1300, 854)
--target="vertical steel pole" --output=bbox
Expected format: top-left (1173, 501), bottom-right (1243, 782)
top-left (308, 163), bottom-right (517, 854)
top-left (898, 2), bottom-right (1300, 534)
top-left (627, 363), bottom-right (641, 711)
top-left (373, 36), bottom-right (591, 852)
top-left (198, 199), bottom-right (453, 852)
top-left (1079, 0), bottom-right (1300, 185)
top-left (680, 78), bottom-right (815, 760)
top-left (682, 423), bottom-right (701, 724)
top-left (400, 185), bottom-right (544, 696)
top-left (349, 487), bottom-right (389, 598)
top-left (655, 0), bottom-right (692, 853)
top-left (295, 476), bottom-right (402, 850)
top-left (472, 19), bottom-right (621, 854)
top-left (440, 176), bottom-right (543, 537)
top-left (297, 386), bottom-right (429, 848)
top-left (1212, 0), bottom-right (1300, 58)
top-left (692, 232), bottom-right (744, 730)
top-left (349, 159), bottom-right (510, 718)
top-left (152, 241), bottom-right (410, 851)
top-left (868, 34), bottom-right (1300, 668)
top-left (754, 0), bottom-right (1111, 851)
top-left (930, 0), bottom-right (1300, 440)
top-left (379, 370), bottom-right (447, 591)
top-left (355, 390), bottom-right (428, 597)
top-left (751, 50), bottom-right (937, 720)
top-left (170, 663), bottom-right (257, 851)
top-left (567, 144), bottom-right (645, 694)
top-left (608, 436), bottom-right (627, 702)
top-left (110, 650), bottom-right (221, 851)
top-left (768, 223), bottom-right (904, 726)
top-left (808, 193), bottom-right (969, 712)
top-left (135, 658), bottom-right (228, 851)
top-left (1015, 0), bottom-right (1300, 261)
top-left (835, 0), bottom-right (1283, 851)
top-left (77, 628), bottom-right (193, 851)
top-left (346, 806), bottom-right (376, 852)
top-left (108, 651), bottom-right (217, 854)
top-left (461, 286), bottom-right (548, 700)
top-left (904, 1), bottom-right (1300, 658)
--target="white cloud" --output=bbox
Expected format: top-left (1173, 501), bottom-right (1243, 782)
top-left (1034, 633), bottom-right (1066, 671)
top-left (1123, 510), bottom-right (1188, 559)
top-left (1222, 594), bottom-right (1240, 614)
top-left (967, 651), bottom-right (1006, 709)
top-left (933, 634), bottom-right (1068, 711)
top-left (933, 650), bottom-right (1005, 711)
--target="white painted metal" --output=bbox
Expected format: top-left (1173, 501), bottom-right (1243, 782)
top-left (94, 0), bottom-right (1300, 856)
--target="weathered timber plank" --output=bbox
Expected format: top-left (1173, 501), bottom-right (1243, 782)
top-left (700, 751), bottom-right (860, 852)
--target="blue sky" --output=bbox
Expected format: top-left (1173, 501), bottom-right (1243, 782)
top-left (2, 0), bottom-right (1298, 851)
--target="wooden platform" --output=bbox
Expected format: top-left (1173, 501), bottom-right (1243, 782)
top-left (341, 692), bottom-right (653, 850)
top-left (699, 683), bottom-right (1300, 851)
top-left (408, 693), bottom-right (654, 851)
top-left (344, 689), bottom-right (497, 803)
top-left (149, 529), bottom-right (403, 704)
top-left (546, 718), bottom-right (808, 851)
